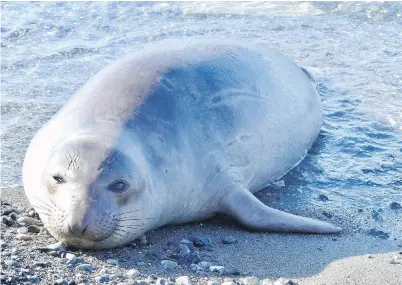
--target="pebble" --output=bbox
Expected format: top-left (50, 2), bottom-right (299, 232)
top-left (17, 227), bottom-right (29, 234)
top-left (16, 233), bottom-right (33, 240)
top-left (161, 259), bottom-right (178, 270)
top-left (27, 225), bottom-right (41, 233)
top-left (4, 259), bottom-right (21, 268)
top-left (180, 243), bottom-right (191, 256)
top-left (241, 277), bottom-right (259, 285)
top-left (156, 279), bottom-right (166, 285)
top-left (55, 279), bottom-right (68, 285)
top-left (222, 235), bottom-right (238, 244)
top-left (192, 236), bottom-right (212, 247)
top-left (2, 215), bottom-right (13, 226)
top-left (390, 202), bottom-right (402, 210)
top-left (274, 278), bottom-right (298, 285)
top-left (261, 279), bottom-right (275, 285)
top-left (9, 212), bottom-right (18, 220)
top-left (106, 258), bottom-right (119, 266)
top-left (17, 216), bottom-right (42, 226)
top-left (0, 239), bottom-right (7, 249)
top-left (76, 263), bottom-right (94, 272)
top-left (33, 261), bottom-right (49, 267)
top-left (26, 275), bottom-right (40, 283)
top-left (180, 239), bottom-right (193, 245)
top-left (271, 180), bottom-right (285, 188)
top-left (209, 265), bottom-right (225, 274)
top-left (175, 276), bottom-right (191, 285)
top-left (206, 281), bottom-right (219, 285)
top-left (198, 261), bottom-right (212, 269)
top-left (318, 194), bottom-right (329, 202)
top-left (126, 269), bottom-right (140, 278)
top-left (95, 275), bottom-right (109, 282)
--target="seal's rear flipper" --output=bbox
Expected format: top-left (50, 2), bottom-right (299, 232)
top-left (222, 187), bottom-right (341, 234)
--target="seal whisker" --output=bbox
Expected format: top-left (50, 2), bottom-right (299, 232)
top-left (115, 210), bottom-right (140, 216)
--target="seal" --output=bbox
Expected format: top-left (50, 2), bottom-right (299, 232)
top-left (22, 39), bottom-right (341, 249)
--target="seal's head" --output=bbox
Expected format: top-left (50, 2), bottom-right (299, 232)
top-left (34, 134), bottom-right (156, 249)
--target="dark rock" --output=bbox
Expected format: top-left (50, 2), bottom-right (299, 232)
top-left (27, 225), bottom-right (41, 233)
top-left (223, 267), bottom-right (241, 276)
top-left (2, 208), bottom-right (17, 215)
top-left (180, 250), bottom-right (200, 264)
top-left (358, 208), bottom-right (363, 213)
top-left (322, 211), bottom-right (333, 219)
top-left (390, 202), bottom-right (402, 210)
top-left (367, 228), bottom-right (389, 239)
top-left (192, 236), bottom-right (212, 247)
top-left (1, 215), bottom-right (13, 226)
top-left (318, 194), bottom-right (329, 202)
top-left (9, 212), bottom-right (18, 220)
top-left (54, 279), bottom-right (68, 285)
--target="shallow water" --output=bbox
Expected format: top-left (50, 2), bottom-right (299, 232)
top-left (1, 2), bottom-right (401, 237)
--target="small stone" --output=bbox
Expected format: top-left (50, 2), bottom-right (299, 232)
top-left (54, 279), bottom-right (68, 285)
top-left (274, 278), bottom-right (298, 285)
top-left (180, 250), bottom-right (200, 264)
top-left (67, 281), bottom-right (76, 285)
top-left (136, 261), bottom-right (146, 266)
top-left (48, 250), bottom-right (59, 257)
top-left (206, 281), bottom-right (219, 285)
top-left (17, 216), bottom-right (42, 226)
top-left (261, 279), bottom-right (274, 285)
top-left (271, 180), bottom-right (285, 188)
top-left (107, 258), bottom-right (119, 266)
top-left (192, 236), bottom-right (212, 247)
top-left (27, 225), bottom-right (41, 233)
top-left (161, 259), bottom-right (178, 270)
top-left (33, 261), bottom-right (48, 267)
top-left (156, 279), bottom-right (166, 285)
top-left (180, 239), bottom-right (193, 245)
top-left (390, 202), bottom-right (402, 210)
top-left (26, 275), bottom-right (40, 283)
top-left (148, 274), bottom-right (158, 280)
top-left (4, 259), bottom-right (21, 268)
top-left (126, 269), bottom-right (140, 278)
top-left (175, 276), bottom-right (191, 285)
top-left (180, 243), bottom-right (191, 256)
top-left (222, 236), bottom-right (238, 244)
top-left (16, 233), bottom-right (32, 241)
top-left (9, 212), bottom-right (18, 220)
top-left (209, 265), bottom-right (225, 274)
top-left (17, 227), bottom-right (28, 234)
top-left (198, 261), bottom-right (212, 269)
top-left (318, 194), bottom-right (329, 202)
top-left (1, 215), bottom-right (13, 226)
top-left (0, 240), bottom-right (7, 249)
top-left (241, 277), bottom-right (259, 285)
top-left (95, 275), bottom-right (109, 282)
top-left (76, 263), bottom-right (94, 272)
top-left (190, 263), bottom-right (203, 272)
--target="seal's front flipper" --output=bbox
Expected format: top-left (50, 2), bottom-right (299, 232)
top-left (222, 187), bottom-right (341, 234)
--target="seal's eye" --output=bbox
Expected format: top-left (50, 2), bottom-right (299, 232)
top-left (107, 180), bottom-right (128, 193)
top-left (53, 175), bottom-right (65, 184)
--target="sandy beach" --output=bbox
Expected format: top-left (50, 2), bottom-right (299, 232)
top-left (2, 185), bottom-right (401, 285)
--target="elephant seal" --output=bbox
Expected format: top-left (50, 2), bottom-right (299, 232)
top-left (22, 39), bottom-right (341, 249)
